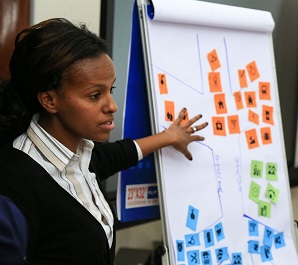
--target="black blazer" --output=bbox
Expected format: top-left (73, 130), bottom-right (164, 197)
top-left (0, 139), bottom-right (138, 265)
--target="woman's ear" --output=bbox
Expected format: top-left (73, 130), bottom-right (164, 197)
top-left (37, 90), bottom-right (58, 113)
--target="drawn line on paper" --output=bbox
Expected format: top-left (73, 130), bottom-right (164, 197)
top-left (196, 33), bottom-right (204, 93)
top-left (153, 65), bottom-right (203, 94)
top-left (223, 37), bottom-right (233, 95)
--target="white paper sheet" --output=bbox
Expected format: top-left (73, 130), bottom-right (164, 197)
top-left (140, 0), bottom-right (298, 264)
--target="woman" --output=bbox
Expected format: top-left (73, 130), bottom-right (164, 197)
top-left (0, 18), bottom-right (208, 265)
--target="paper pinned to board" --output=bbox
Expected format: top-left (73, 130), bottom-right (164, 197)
top-left (149, 0), bottom-right (275, 32)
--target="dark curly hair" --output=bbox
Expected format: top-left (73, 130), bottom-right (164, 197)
top-left (0, 18), bottom-right (109, 147)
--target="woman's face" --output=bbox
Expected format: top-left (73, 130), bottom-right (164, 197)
top-left (43, 54), bottom-right (118, 151)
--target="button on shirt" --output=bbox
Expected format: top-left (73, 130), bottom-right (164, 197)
top-left (13, 114), bottom-right (127, 248)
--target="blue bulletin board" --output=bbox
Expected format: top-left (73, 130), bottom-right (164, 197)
top-left (117, 2), bottom-right (160, 222)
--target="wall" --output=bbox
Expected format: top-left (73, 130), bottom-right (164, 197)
top-left (30, 0), bottom-right (101, 34)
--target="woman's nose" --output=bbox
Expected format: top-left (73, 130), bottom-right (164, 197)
top-left (103, 94), bottom-right (118, 113)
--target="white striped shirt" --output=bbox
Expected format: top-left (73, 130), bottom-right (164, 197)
top-left (13, 114), bottom-right (119, 247)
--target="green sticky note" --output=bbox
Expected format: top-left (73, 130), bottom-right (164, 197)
top-left (251, 160), bottom-right (263, 178)
top-left (259, 200), bottom-right (271, 218)
top-left (249, 181), bottom-right (261, 203)
top-left (266, 162), bottom-right (278, 181)
top-left (265, 183), bottom-right (280, 204)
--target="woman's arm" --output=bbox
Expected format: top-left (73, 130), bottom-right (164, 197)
top-left (135, 108), bottom-right (208, 161)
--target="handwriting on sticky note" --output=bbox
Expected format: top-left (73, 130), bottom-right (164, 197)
top-left (259, 81), bottom-right (271, 100)
top-left (248, 110), bottom-right (259, 125)
top-left (249, 181), bottom-right (261, 203)
top-left (245, 91), bottom-right (257, 108)
top-left (208, 49), bottom-right (221, 71)
top-left (234, 91), bottom-right (243, 110)
top-left (260, 245), bottom-right (273, 262)
top-left (232, 252), bottom-right (242, 265)
top-left (158, 73), bottom-right (168, 94)
top-left (248, 240), bottom-right (259, 254)
top-left (186, 205), bottom-right (199, 231)
top-left (246, 61), bottom-right (260, 82)
top-left (204, 229), bottom-right (215, 248)
top-left (258, 200), bottom-right (271, 218)
top-left (215, 247), bottom-right (229, 263)
top-left (266, 162), bottom-right (278, 181)
top-left (274, 232), bottom-right (286, 249)
top-left (250, 160), bottom-right (263, 178)
top-left (261, 127), bottom-right (272, 145)
top-left (176, 240), bottom-right (185, 261)
top-left (187, 250), bottom-right (200, 265)
top-left (214, 222), bottom-right (225, 241)
top-left (214, 93), bottom-right (227, 114)
top-left (265, 183), bottom-right (280, 204)
top-left (165, 101), bottom-right (175, 122)
top-left (245, 128), bottom-right (259, 149)
top-left (212, 116), bottom-right (226, 136)
top-left (248, 220), bottom-right (259, 236)
top-left (238, 69), bottom-right (248, 88)
top-left (185, 233), bottom-right (200, 247)
top-left (262, 105), bottom-right (274, 125)
top-left (228, 115), bottom-right (240, 134)
top-left (208, 72), bottom-right (222, 92)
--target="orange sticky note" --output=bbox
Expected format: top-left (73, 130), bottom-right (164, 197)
top-left (261, 127), bottom-right (272, 145)
top-left (208, 72), bottom-right (222, 92)
top-left (246, 61), bottom-right (260, 82)
top-left (234, 91), bottom-right (243, 110)
top-left (262, 105), bottom-right (274, 125)
top-left (238, 69), bottom-right (248, 88)
top-left (208, 49), bottom-right (221, 71)
top-left (244, 91), bottom-right (257, 108)
top-left (214, 93), bottom-right (228, 114)
top-left (259, 82), bottom-right (271, 100)
top-left (212, 116), bottom-right (226, 136)
top-left (158, 73), bottom-right (168, 94)
top-left (245, 128), bottom-right (260, 149)
top-left (228, 115), bottom-right (240, 134)
top-left (165, 101), bottom-right (175, 122)
top-left (248, 110), bottom-right (259, 125)
top-left (181, 108), bottom-right (189, 125)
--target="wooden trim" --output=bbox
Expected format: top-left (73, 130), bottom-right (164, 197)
top-left (0, 0), bottom-right (30, 79)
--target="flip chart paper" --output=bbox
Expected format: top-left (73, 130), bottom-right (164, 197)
top-left (139, 0), bottom-right (298, 263)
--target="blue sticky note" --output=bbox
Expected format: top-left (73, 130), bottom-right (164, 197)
top-left (232, 252), bottom-right (242, 265)
top-left (187, 250), bottom-right (200, 265)
top-left (185, 233), bottom-right (200, 247)
top-left (263, 226), bottom-right (274, 248)
top-left (260, 245), bottom-right (273, 262)
top-left (248, 220), bottom-right (259, 236)
top-left (204, 229), bottom-right (215, 248)
top-left (215, 247), bottom-right (229, 262)
top-left (186, 205), bottom-right (199, 231)
top-left (176, 240), bottom-right (185, 261)
top-left (248, 240), bottom-right (259, 254)
top-left (214, 222), bottom-right (225, 241)
top-left (201, 250), bottom-right (212, 265)
top-left (274, 232), bottom-right (286, 249)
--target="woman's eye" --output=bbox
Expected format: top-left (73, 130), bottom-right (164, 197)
top-left (110, 86), bottom-right (116, 94)
top-left (90, 93), bottom-right (100, 99)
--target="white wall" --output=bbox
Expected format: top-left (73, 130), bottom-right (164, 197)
top-left (30, 0), bottom-right (101, 35)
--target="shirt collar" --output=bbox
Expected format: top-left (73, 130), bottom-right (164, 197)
top-left (26, 114), bottom-right (94, 171)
